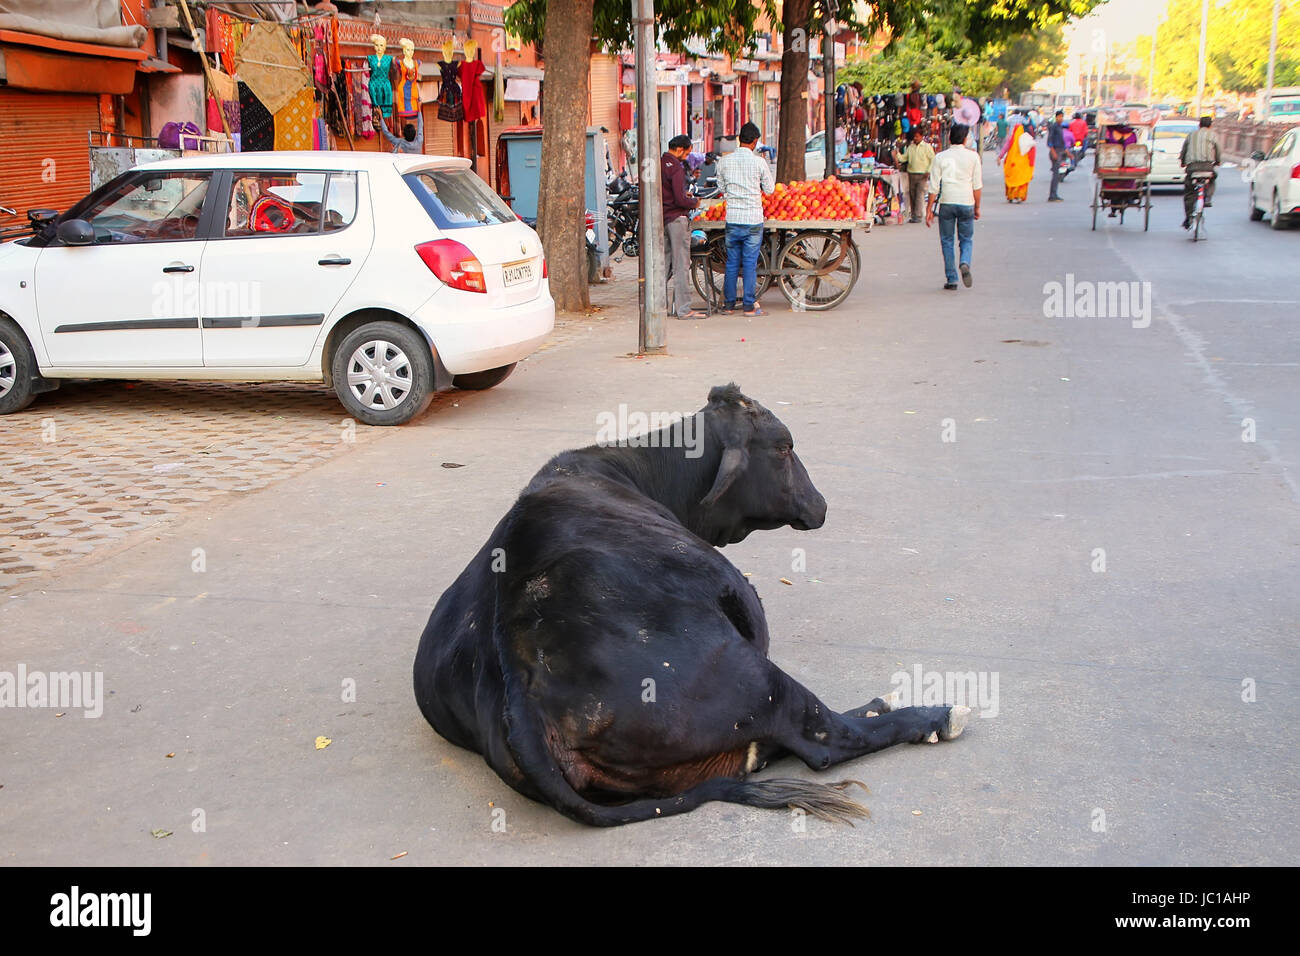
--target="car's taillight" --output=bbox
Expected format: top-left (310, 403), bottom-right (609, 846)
top-left (415, 239), bottom-right (486, 293)
top-left (1291, 163), bottom-right (1300, 179)
top-left (542, 257), bottom-right (547, 279)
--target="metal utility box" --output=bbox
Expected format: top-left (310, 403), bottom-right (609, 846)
top-left (496, 126), bottom-right (609, 265)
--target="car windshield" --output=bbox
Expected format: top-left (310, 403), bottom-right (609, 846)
top-left (404, 168), bottom-right (516, 229)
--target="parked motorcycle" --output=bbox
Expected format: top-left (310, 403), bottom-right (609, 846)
top-left (607, 173), bottom-right (640, 259)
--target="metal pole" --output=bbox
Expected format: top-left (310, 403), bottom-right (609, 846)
top-left (633, 0), bottom-right (666, 353)
top-left (1263, 0), bottom-right (1281, 120)
top-left (1194, 0), bottom-right (1209, 117)
top-left (823, 7), bottom-right (838, 180)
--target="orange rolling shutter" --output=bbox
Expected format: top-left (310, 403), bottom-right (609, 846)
top-left (0, 90), bottom-right (100, 219)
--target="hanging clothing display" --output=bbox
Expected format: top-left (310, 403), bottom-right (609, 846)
top-left (396, 57), bottom-right (422, 117)
top-left (461, 57), bottom-right (487, 124)
top-left (234, 21), bottom-right (311, 116)
top-left (369, 51), bottom-right (395, 117)
top-left (436, 60), bottom-right (464, 123)
top-left (238, 81), bottom-right (274, 151)
top-left (273, 87), bottom-right (315, 150)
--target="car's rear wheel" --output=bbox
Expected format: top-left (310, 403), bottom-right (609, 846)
top-left (1248, 185), bottom-right (1264, 221)
top-left (1270, 190), bottom-right (1287, 230)
top-left (0, 317), bottom-right (38, 415)
top-left (331, 321), bottom-right (433, 426)
top-left (452, 363), bottom-right (516, 390)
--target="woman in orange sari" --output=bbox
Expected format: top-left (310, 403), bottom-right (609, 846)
top-left (998, 122), bottom-right (1036, 202)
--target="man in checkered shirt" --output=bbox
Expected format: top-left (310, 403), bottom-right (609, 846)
top-left (716, 123), bottom-right (775, 315)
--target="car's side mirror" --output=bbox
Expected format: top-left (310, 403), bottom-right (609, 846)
top-left (1251, 150), bottom-right (1266, 161)
top-left (56, 219), bottom-right (95, 246)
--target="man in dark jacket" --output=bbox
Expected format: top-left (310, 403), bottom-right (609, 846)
top-left (662, 134), bottom-right (703, 318)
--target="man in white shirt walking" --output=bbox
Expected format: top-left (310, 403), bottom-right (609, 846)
top-left (925, 123), bottom-right (983, 290)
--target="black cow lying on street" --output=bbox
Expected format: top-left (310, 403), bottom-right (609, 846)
top-left (413, 384), bottom-right (970, 826)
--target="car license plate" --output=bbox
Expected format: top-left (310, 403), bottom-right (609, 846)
top-left (502, 259), bottom-right (533, 287)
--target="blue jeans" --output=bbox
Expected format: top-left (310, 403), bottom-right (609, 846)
top-left (937, 204), bottom-right (974, 284)
top-left (723, 222), bottom-right (763, 310)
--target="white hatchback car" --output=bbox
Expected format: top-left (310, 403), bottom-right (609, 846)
top-left (0, 151), bottom-right (554, 425)
top-left (1149, 120), bottom-right (1199, 185)
top-left (1248, 125), bottom-right (1300, 229)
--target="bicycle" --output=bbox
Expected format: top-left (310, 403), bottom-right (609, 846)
top-left (1187, 170), bottom-right (1214, 241)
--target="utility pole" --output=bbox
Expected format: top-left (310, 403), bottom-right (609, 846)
top-left (823, 1), bottom-right (839, 181)
top-left (1263, 0), bottom-right (1281, 119)
top-left (633, 0), bottom-right (666, 353)
top-left (1194, 0), bottom-right (1209, 117)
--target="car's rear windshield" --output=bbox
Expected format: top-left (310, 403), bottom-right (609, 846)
top-left (404, 168), bottom-right (517, 229)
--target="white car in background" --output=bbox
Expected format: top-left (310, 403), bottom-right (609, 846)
top-left (805, 131), bottom-right (827, 180)
top-left (0, 152), bottom-right (553, 425)
top-left (1248, 126), bottom-right (1300, 229)
top-left (1149, 120), bottom-right (1199, 185)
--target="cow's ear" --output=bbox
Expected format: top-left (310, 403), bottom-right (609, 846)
top-left (701, 446), bottom-right (748, 507)
top-left (708, 383), bottom-right (748, 408)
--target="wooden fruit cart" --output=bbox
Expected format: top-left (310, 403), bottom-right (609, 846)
top-left (689, 218), bottom-right (871, 312)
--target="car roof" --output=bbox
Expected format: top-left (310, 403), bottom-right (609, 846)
top-left (129, 151), bottom-right (472, 175)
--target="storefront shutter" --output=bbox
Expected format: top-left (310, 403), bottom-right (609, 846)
top-left (0, 91), bottom-right (101, 219)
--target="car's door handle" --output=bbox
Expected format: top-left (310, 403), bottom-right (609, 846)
top-left (318, 257), bottom-right (351, 266)
top-left (163, 263), bottom-right (194, 273)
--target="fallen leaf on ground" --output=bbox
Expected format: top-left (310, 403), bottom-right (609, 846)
top-left (390, 851), bottom-right (408, 860)
top-left (315, 736), bottom-right (332, 750)
top-left (151, 828), bottom-right (173, 839)
top-left (779, 578), bottom-right (793, 586)
top-left (165, 752), bottom-right (175, 758)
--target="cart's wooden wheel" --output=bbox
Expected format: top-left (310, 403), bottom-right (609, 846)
top-left (692, 232), bottom-right (773, 302)
top-left (1144, 183), bottom-right (1151, 231)
top-left (775, 231), bottom-right (859, 312)
top-left (1092, 180), bottom-right (1100, 230)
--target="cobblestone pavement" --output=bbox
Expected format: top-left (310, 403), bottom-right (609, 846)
top-left (0, 379), bottom-right (380, 591)
top-left (0, 264), bottom-right (641, 593)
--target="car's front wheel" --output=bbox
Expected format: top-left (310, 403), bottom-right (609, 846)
top-left (331, 321), bottom-right (433, 426)
top-left (452, 363), bottom-right (516, 391)
top-left (0, 317), bottom-right (38, 415)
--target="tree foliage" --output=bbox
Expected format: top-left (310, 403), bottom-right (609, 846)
top-left (838, 35), bottom-right (1003, 96)
top-left (1136, 0), bottom-right (1299, 98)
top-left (865, 0), bottom-right (1101, 57)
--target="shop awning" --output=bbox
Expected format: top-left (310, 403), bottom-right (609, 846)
top-left (0, 28), bottom-right (146, 93)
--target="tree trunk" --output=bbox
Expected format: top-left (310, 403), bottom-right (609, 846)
top-left (536, 0), bottom-right (595, 314)
top-left (778, 0), bottom-right (813, 184)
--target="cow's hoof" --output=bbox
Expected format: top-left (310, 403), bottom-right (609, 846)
top-left (880, 690), bottom-right (902, 712)
top-left (926, 731), bottom-right (939, 743)
top-left (941, 705), bottom-right (971, 741)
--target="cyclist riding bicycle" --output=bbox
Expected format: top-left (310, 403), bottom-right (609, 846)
top-left (1180, 115), bottom-right (1221, 230)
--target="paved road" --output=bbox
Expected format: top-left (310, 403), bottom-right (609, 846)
top-left (2, 153), bottom-right (1296, 865)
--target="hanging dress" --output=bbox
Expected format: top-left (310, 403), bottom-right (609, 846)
top-left (396, 58), bottom-right (421, 117)
top-left (368, 52), bottom-right (394, 118)
top-left (436, 60), bottom-right (464, 123)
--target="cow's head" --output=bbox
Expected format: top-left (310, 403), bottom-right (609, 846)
top-left (692, 384), bottom-right (827, 547)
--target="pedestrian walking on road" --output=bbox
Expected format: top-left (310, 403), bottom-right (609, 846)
top-left (661, 134), bottom-right (704, 319)
top-left (926, 123), bottom-right (982, 291)
top-left (893, 127), bottom-right (935, 223)
top-left (716, 122), bottom-right (774, 316)
top-left (999, 119), bottom-right (1035, 202)
top-left (1046, 109), bottom-right (1067, 201)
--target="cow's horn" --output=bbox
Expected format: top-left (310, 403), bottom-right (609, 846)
top-left (701, 447), bottom-right (747, 507)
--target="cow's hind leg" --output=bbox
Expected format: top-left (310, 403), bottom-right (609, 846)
top-left (762, 666), bottom-right (970, 771)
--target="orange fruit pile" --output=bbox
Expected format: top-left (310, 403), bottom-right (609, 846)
top-left (697, 177), bottom-right (869, 222)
